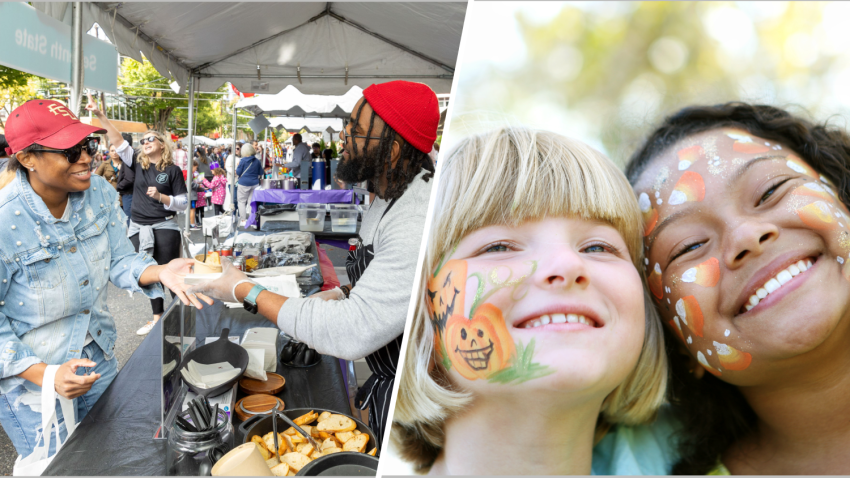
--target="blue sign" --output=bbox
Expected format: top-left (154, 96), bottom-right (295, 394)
top-left (0, 2), bottom-right (118, 93)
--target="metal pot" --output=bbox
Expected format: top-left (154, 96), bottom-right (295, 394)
top-left (260, 179), bottom-right (283, 189)
top-left (283, 178), bottom-right (294, 190)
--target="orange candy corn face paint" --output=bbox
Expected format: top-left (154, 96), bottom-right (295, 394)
top-left (797, 201), bottom-right (840, 230)
top-left (713, 341), bottom-right (753, 371)
top-left (681, 257), bottom-right (720, 287)
top-left (638, 192), bottom-right (659, 236)
top-left (677, 144), bottom-right (704, 171)
top-left (676, 295), bottom-right (704, 337)
top-left (668, 171), bottom-right (705, 206)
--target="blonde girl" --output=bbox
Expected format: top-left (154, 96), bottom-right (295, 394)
top-left (391, 127), bottom-right (668, 475)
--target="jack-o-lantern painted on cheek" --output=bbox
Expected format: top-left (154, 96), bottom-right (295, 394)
top-left (427, 259), bottom-right (468, 332)
top-left (445, 304), bottom-right (515, 380)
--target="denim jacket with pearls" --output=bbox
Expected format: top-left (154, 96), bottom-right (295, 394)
top-left (0, 170), bottom-right (162, 392)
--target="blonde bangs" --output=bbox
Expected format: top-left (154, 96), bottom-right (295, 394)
top-left (434, 127), bottom-right (643, 269)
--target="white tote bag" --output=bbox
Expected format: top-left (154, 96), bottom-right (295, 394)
top-left (12, 365), bottom-right (78, 476)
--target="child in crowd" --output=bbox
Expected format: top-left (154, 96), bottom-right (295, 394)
top-left (202, 167), bottom-right (228, 216)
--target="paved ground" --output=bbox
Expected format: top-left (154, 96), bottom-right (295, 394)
top-left (0, 213), bottom-right (352, 474)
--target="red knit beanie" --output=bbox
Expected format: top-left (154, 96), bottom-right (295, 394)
top-left (362, 81), bottom-right (439, 154)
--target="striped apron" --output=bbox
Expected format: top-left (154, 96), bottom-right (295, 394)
top-left (345, 197), bottom-right (399, 446)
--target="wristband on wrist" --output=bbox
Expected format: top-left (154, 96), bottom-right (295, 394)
top-left (231, 279), bottom-right (255, 303)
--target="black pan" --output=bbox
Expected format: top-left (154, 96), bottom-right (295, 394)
top-left (297, 452), bottom-right (378, 476)
top-left (239, 408), bottom-right (378, 475)
top-left (178, 328), bottom-right (249, 398)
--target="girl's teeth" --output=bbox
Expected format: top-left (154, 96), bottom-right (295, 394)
top-left (764, 278), bottom-right (781, 293)
top-left (743, 258), bottom-right (816, 313)
top-left (522, 314), bottom-right (592, 328)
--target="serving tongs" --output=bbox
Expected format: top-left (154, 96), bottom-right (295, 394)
top-left (266, 410), bottom-right (322, 454)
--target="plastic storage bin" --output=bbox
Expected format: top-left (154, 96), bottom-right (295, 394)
top-left (329, 204), bottom-right (359, 233)
top-left (297, 203), bottom-right (326, 232)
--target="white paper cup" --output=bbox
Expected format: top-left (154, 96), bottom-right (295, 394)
top-left (211, 442), bottom-right (273, 476)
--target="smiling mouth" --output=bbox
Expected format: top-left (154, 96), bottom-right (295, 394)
top-left (455, 340), bottom-right (494, 370)
top-left (71, 170), bottom-right (89, 176)
top-left (739, 256), bottom-right (818, 315)
top-left (516, 314), bottom-right (599, 329)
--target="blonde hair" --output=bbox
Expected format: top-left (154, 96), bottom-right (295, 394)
top-left (391, 127), bottom-right (667, 471)
top-left (138, 130), bottom-right (175, 171)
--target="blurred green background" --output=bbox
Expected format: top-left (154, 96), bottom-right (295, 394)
top-left (446, 1), bottom-right (850, 167)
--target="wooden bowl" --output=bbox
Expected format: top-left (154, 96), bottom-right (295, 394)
top-left (239, 373), bottom-right (285, 396)
top-left (234, 395), bottom-right (285, 422)
top-left (194, 254), bottom-right (223, 274)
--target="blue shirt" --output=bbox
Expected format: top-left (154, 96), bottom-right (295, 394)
top-left (591, 405), bottom-right (682, 475)
top-left (0, 170), bottom-right (162, 393)
top-left (236, 155), bottom-right (262, 186)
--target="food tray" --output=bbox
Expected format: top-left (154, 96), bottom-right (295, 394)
top-left (232, 231), bottom-right (324, 297)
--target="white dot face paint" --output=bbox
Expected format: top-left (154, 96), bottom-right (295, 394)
top-left (676, 298), bottom-right (687, 324)
top-left (644, 258), bottom-right (649, 265)
top-left (687, 336), bottom-right (693, 344)
top-left (724, 329), bottom-right (731, 337)
top-left (839, 257), bottom-right (845, 265)
top-left (639, 192), bottom-right (651, 212)
top-left (787, 160), bottom-right (806, 174)
top-left (654, 263), bottom-right (662, 275)
top-left (681, 267), bottom-right (697, 283)
top-left (657, 198), bottom-right (663, 205)
top-left (678, 160), bottom-right (692, 171)
top-left (707, 349), bottom-right (712, 356)
top-left (697, 351), bottom-right (710, 368)
top-left (655, 191), bottom-right (661, 198)
top-left (669, 189), bottom-right (687, 206)
top-left (713, 341), bottom-right (730, 355)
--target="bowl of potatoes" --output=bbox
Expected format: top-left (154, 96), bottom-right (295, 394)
top-left (239, 408), bottom-right (378, 476)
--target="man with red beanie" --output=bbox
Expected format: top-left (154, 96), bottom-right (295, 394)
top-left (189, 81), bottom-right (438, 443)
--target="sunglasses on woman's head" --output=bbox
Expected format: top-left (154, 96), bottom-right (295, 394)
top-left (29, 138), bottom-right (100, 164)
top-left (139, 136), bottom-right (160, 145)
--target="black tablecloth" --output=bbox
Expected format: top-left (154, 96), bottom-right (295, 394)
top-left (44, 301), bottom-right (350, 476)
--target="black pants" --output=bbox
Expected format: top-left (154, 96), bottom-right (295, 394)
top-left (214, 204), bottom-right (224, 216)
top-left (196, 204), bottom-right (205, 223)
top-left (129, 228), bottom-right (181, 315)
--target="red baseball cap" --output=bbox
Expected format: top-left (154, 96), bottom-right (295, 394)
top-left (363, 81), bottom-right (439, 153)
top-left (4, 100), bottom-right (106, 156)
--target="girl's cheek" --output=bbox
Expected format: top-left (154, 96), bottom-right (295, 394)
top-left (657, 257), bottom-right (754, 376)
top-left (787, 179), bottom-right (850, 278)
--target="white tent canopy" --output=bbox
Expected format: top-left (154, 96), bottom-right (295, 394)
top-left (237, 85), bottom-right (362, 118)
top-left (269, 117), bottom-right (344, 134)
top-left (33, 2), bottom-right (465, 95)
top-left (183, 135), bottom-right (216, 146)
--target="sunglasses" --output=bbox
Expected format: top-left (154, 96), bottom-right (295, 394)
top-left (139, 136), bottom-right (161, 145)
top-left (29, 138), bottom-right (100, 164)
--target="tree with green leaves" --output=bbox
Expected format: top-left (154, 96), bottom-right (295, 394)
top-left (120, 57), bottom-right (228, 136)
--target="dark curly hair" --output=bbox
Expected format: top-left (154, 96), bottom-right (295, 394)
top-left (625, 102), bottom-right (850, 474)
top-left (348, 98), bottom-right (435, 200)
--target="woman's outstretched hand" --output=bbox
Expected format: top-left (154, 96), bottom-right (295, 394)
top-left (160, 258), bottom-right (214, 308)
top-left (187, 257), bottom-right (255, 304)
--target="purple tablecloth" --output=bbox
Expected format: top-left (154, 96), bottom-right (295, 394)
top-left (247, 188), bottom-right (357, 227)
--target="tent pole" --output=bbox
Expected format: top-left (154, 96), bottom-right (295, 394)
top-left (229, 104), bottom-right (238, 228)
top-left (185, 76), bottom-right (196, 233)
top-left (70, 2), bottom-right (83, 115)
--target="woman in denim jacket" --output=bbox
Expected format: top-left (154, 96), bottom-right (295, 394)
top-left (0, 99), bottom-right (205, 458)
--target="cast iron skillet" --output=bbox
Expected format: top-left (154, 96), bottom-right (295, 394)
top-left (178, 328), bottom-right (249, 398)
top-left (239, 407), bottom-right (378, 476)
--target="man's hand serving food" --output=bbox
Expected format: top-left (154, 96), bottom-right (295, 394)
top-left (187, 257), bottom-right (256, 304)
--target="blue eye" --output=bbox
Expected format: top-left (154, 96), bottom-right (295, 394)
top-left (485, 244), bottom-right (509, 253)
top-left (584, 245), bottom-right (606, 253)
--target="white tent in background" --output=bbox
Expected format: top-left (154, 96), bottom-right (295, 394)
top-left (214, 138), bottom-right (236, 147)
top-left (185, 136), bottom-right (216, 146)
top-left (268, 117), bottom-right (344, 134)
top-left (237, 86), bottom-right (362, 118)
top-left (33, 3), bottom-right (463, 95)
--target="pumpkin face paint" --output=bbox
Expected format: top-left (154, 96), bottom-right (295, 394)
top-left (432, 218), bottom-right (646, 394)
top-left (445, 304), bottom-right (515, 380)
top-left (635, 128), bottom-right (850, 385)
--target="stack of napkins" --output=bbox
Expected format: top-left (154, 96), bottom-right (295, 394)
top-left (242, 328), bottom-right (279, 372)
top-left (180, 360), bottom-right (241, 389)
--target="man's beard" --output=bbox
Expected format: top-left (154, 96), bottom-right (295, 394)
top-left (336, 147), bottom-right (385, 184)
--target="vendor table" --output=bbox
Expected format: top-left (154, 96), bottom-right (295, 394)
top-left (43, 251), bottom-right (351, 475)
top-left (246, 189), bottom-right (357, 229)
